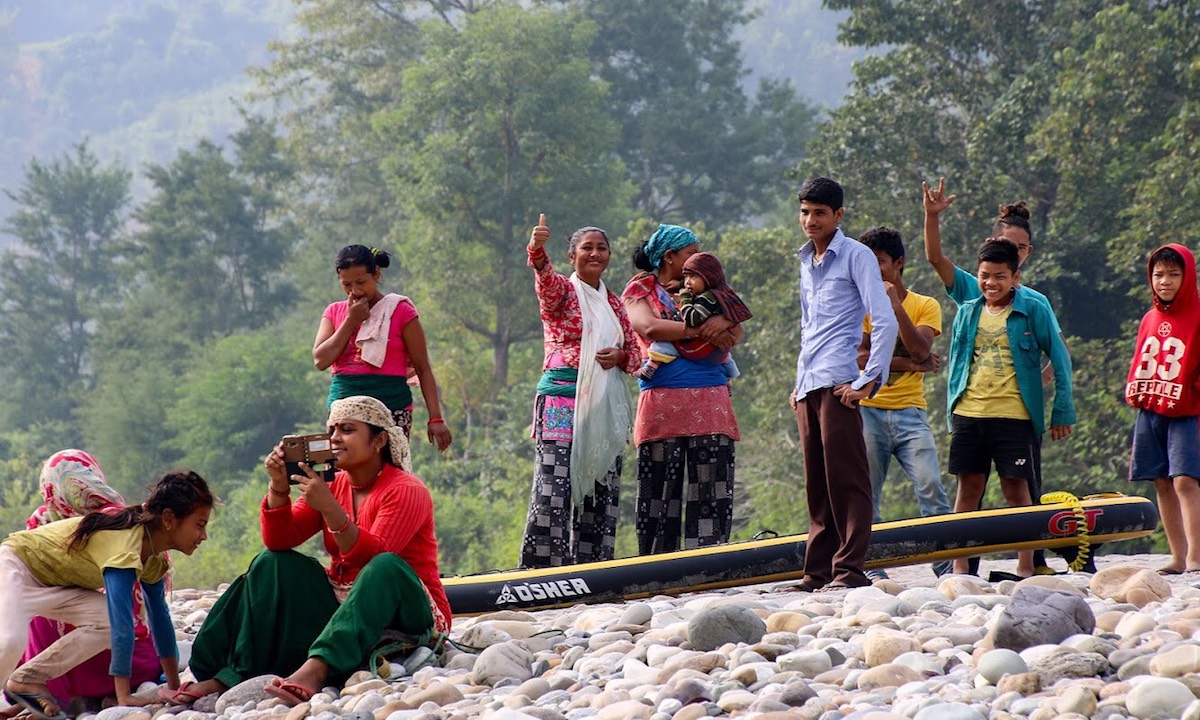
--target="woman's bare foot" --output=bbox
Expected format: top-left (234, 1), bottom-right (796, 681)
top-left (281, 658), bottom-right (328, 695)
top-left (181, 679), bottom-right (225, 697)
top-left (264, 658), bottom-right (329, 706)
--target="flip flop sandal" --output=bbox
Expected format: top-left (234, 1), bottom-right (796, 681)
top-left (263, 680), bottom-right (314, 707)
top-left (158, 681), bottom-right (207, 706)
top-left (1157, 567), bottom-right (1183, 576)
top-left (3, 690), bottom-right (67, 720)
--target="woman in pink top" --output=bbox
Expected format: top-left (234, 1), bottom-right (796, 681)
top-left (313, 245), bottom-right (452, 451)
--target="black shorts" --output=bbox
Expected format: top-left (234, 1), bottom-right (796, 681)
top-left (948, 415), bottom-right (1037, 481)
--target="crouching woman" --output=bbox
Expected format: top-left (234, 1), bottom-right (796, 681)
top-left (179, 396), bottom-right (451, 707)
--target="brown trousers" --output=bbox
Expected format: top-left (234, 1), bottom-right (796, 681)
top-left (796, 387), bottom-right (873, 586)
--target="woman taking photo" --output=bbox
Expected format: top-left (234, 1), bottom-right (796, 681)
top-left (313, 244), bottom-right (453, 452)
top-left (521, 214), bottom-right (641, 569)
top-left (622, 224), bottom-right (744, 555)
top-left (1, 471), bottom-right (214, 720)
top-left (179, 396), bottom-right (451, 707)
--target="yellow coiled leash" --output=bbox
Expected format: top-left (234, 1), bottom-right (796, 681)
top-left (1040, 491), bottom-right (1091, 572)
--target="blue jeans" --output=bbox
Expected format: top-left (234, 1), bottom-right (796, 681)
top-left (862, 406), bottom-right (952, 576)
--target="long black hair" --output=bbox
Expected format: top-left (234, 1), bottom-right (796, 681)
top-left (67, 470), bottom-right (214, 552)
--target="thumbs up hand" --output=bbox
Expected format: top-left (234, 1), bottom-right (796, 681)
top-left (529, 213), bottom-right (550, 252)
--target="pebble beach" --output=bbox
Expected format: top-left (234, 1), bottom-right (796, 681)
top-left (29, 554), bottom-right (1200, 720)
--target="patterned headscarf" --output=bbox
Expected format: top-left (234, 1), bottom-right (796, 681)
top-left (682, 252), bottom-right (753, 324)
top-left (26, 449), bottom-right (126, 529)
top-left (645, 224), bottom-right (699, 270)
top-left (327, 396), bottom-right (413, 472)
top-left (27, 450), bottom-right (158, 639)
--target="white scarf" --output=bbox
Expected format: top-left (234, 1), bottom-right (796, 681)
top-left (569, 273), bottom-right (632, 508)
top-left (356, 293), bottom-right (407, 367)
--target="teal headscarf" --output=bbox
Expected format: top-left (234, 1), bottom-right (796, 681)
top-left (645, 224), bottom-right (699, 270)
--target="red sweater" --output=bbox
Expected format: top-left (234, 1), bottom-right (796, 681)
top-left (261, 464), bottom-right (452, 628)
top-left (1125, 243), bottom-right (1200, 417)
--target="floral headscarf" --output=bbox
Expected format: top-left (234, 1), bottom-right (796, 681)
top-left (26, 449), bottom-right (126, 529)
top-left (26, 450), bottom-right (158, 638)
top-left (327, 396), bottom-right (413, 472)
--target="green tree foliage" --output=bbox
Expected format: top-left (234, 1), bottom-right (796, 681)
top-left (167, 333), bottom-right (327, 491)
top-left (717, 226), bottom-right (808, 535)
top-left (78, 304), bottom-right (195, 489)
top-left (556, 0), bottom-right (817, 226)
top-left (248, 0), bottom-right (432, 251)
top-left (376, 5), bottom-right (630, 398)
top-left (0, 141), bottom-right (130, 426)
top-left (130, 119), bottom-right (296, 342)
top-left (1035, 3), bottom-right (1200, 292)
top-left (0, 422), bottom-right (76, 531)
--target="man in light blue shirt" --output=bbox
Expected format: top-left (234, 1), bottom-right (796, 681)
top-left (790, 176), bottom-right (898, 590)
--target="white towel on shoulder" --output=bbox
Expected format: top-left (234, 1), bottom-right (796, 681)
top-left (356, 293), bottom-right (407, 368)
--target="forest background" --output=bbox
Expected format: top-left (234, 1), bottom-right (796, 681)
top-left (1, 0), bottom-right (1196, 589)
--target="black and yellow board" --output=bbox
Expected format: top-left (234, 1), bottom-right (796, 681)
top-left (442, 494), bottom-right (1158, 616)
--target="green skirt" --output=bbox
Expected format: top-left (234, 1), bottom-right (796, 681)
top-left (188, 550), bottom-right (434, 688)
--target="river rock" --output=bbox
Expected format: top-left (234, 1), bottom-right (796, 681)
top-left (1056, 685), bottom-right (1098, 717)
top-left (1126, 676), bottom-right (1197, 719)
top-left (95, 709), bottom-right (150, 720)
top-left (912, 702), bottom-right (986, 720)
top-left (857, 662), bottom-right (922, 689)
top-left (990, 586), bottom-right (1095, 651)
top-left (862, 626), bottom-right (920, 666)
top-left (976, 648), bottom-right (1027, 684)
top-left (1028, 650), bottom-right (1109, 685)
top-left (687, 605), bottom-right (765, 650)
top-left (1091, 566), bottom-right (1172, 607)
top-left (995, 671), bottom-right (1040, 695)
top-left (472, 641), bottom-right (535, 685)
top-left (619, 603), bottom-right (653, 626)
top-left (777, 649), bottom-right (833, 677)
top-left (215, 674), bottom-right (278, 714)
top-left (1150, 644), bottom-right (1200, 677)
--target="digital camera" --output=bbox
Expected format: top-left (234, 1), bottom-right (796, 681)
top-left (281, 433), bottom-right (336, 483)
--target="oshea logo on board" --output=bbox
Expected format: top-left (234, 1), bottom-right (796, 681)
top-left (495, 578), bottom-right (592, 605)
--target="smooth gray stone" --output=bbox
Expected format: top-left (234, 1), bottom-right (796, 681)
top-left (687, 605), bottom-right (766, 651)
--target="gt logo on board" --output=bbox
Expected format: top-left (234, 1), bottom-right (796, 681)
top-left (1047, 508), bottom-right (1103, 536)
top-left (495, 578), bottom-right (592, 605)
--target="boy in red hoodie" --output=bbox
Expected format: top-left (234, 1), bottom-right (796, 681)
top-left (1126, 244), bottom-right (1200, 574)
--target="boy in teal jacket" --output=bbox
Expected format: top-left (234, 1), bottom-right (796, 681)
top-left (945, 239), bottom-right (1075, 576)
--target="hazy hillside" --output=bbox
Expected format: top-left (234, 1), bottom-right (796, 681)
top-left (0, 0), bottom-right (295, 227)
top-left (739, 0), bottom-right (871, 109)
top-left (0, 0), bottom-right (861, 243)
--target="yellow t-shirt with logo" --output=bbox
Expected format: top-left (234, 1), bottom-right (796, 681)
top-left (954, 306), bottom-right (1030, 420)
top-left (861, 290), bottom-right (942, 410)
top-left (3, 516), bottom-right (169, 589)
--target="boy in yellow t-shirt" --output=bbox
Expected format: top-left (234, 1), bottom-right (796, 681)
top-left (856, 227), bottom-right (952, 579)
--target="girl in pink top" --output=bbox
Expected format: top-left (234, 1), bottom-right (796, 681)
top-left (313, 245), bottom-right (452, 451)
